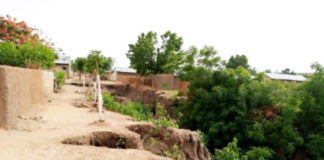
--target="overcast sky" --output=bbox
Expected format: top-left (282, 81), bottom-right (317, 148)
top-left (1, 0), bottom-right (324, 73)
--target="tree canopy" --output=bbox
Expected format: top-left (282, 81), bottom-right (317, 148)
top-left (72, 57), bottom-right (87, 73)
top-left (0, 41), bottom-right (56, 69)
top-left (127, 31), bottom-right (184, 76)
top-left (0, 15), bottom-right (56, 69)
top-left (226, 54), bottom-right (249, 69)
top-left (0, 15), bottom-right (48, 45)
top-left (179, 63), bottom-right (323, 159)
top-left (72, 50), bottom-right (114, 76)
top-left (281, 68), bottom-right (296, 75)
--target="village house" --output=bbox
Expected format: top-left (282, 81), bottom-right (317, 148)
top-left (265, 73), bottom-right (306, 82)
top-left (55, 54), bottom-right (72, 78)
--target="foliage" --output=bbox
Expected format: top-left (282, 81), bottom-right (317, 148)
top-left (245, 147), bottom-right (274, 160)
top-left (102, 93), bottom-right (178, 128)
top-left (0, 15), bottom-right (47, 45)
top-left (84, 50), bottom-right (113, 75)
top-left (294, 63), bottom-right (324, 159)
top-left (0, 41), bottom-right (56, 68)
top-left (213, 138), bottom-right (247, 160)
top-left (163, 145), bottom-right (184, 160)
top-left (179, 66), bottom-right (316, 159)
top-left (127, 31), bottom-right (184, 76)
top-left (72, 57), bottom-right (87, 72)
top-left (281, 68), bottom-right (296, 75)
top-left (54, 71), bottom-right (66, 90)
top-left (177, 45), bottom-right (222, 81)
top-left (226, 54), bottom-right (249, 69)
top-left (197, 46), bottom-right (221, 70)
top-left (213, 138), bottom-right (274, 160)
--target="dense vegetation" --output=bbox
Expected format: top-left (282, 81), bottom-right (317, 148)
top-left (179, 65), bottom-right (323, 160)
top-left (126, 31), bottom-right (184, 76)
top-left (72, 50), bottom-right (113, 76)
top-left (102, 93), bottom-right (178, 128)
top-left (125, 31), bottom-right (323, 160)
top-left (0, 15), bottom-right (56, 69)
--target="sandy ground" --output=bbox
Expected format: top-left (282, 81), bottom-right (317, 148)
top-left (0, 84), bottom-right (168, 160)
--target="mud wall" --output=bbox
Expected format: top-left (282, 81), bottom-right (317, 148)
top-left (0, 65), bottom-right (54, 129)
top-left (151, 74), bottom-right (180, 90)
top-left (116, 72), bottom-right (143, 85)
top-left (42, 70), bottom-right (54, 99)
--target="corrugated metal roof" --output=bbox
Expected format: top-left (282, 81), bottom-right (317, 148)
top-left (55, 60), bottom-right (70, 64)
top-left (114, 67), bottom-right (137, 73)
top-left (55, 55), bottom-right (70, 65)
top-left (265, 73), bottom-right (306, 82)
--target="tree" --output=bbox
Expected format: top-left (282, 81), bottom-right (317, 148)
top-left (84, 50), bottom-right (113, 75)
top-left (281, 68), bottom-right (296, 75)
top-left (179, 67), bottom-right (305, 159)
top-left (177, 46), bottom-right (198, 81)
top-left (72, 57), bottom-right (87, 73)
top-left (265, 69), bottom-right (271, 73)
top-left (226, 54), bottom-right (249, 69)
top-left (0, 15), bottom-right (47, 45)
top-left (0, 15), bottom-right (56, 69)
top-left (0, 41), bottom-right (56, 69)
top-left (127, 31), bottom-right (183, 76)
top-left (294, 63), bottom-right (324, 159)
top-left (197, 46), bottom-right (221, 70)
top-left (177, 46), bottom-right (222, 81)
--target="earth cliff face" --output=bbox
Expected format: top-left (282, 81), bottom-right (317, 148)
top-left (68, 80), bottom-right (211, 160)
top-left (127, 122), bottom-right (210, 160)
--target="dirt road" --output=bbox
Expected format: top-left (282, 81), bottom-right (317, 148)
top-left (0, 84), bottom-right (168, 160)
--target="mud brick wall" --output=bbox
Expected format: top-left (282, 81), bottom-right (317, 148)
top-left (0, 65), bottom-right (53, 129)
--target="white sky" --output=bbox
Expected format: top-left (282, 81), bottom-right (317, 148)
top-left (1, 0), bottom-right (324, 73)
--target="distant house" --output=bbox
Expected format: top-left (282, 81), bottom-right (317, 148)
top-left (105, 67), bottom-right (140, 84)
top-left (55, 55), bottom-right (71, 78)
top-left (265, 73), bottom-right (306, 82)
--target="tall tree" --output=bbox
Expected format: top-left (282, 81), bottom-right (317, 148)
top-left (84, 50), bottom-right (113, 75)
top-left (197, 46), bottom-right (221, 70)
top-left (226, 54), bottom-right (249, 69)
top-left (177, 46), bottom-right (222, 81)
top-left (127, 31), bottom-right (183, 76)
top-left (72, 57), bottom-right (87, 73)
top-left (0, 15), bottom-right (47, 45)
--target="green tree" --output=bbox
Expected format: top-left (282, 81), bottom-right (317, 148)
top-left (294, 63), bottom-right (324, 159)
top-left (197, 45), bottom-right (221, 70)
top-left (177, 46), bottom-right (198, 81)
top-left (180, 67), bottom-right (304, 159)
top-left (72, 57), bottom-right (87, 73)
top-left (177, 46), bottom-right (222, 81)
top-left (0, 41), bottom-right (56, 69)
top-left (281, 68), bottom-right (296, 75)
top-left (226, 54), bottom-right (249, 69)
top-left (84, 50), bottom-right (113, 75)
top-left (127, 31), bottom-right (183, 76)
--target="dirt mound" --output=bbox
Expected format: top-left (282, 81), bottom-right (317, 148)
top-left (126, 122), bottom-right (210, 160)
top-left (62, 131), bottom-right (143, 149)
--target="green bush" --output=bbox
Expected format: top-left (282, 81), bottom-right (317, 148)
top-left (54, 71), bottom-right (66, 90)
top-left (0, 42), bottom-right (56, 69)
top-left (102, 93), bottom-right (178, 128)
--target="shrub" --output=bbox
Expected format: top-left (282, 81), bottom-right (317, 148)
top-left (102, 93), bottom-right (178, 128)
top-left (54, 71), bottom-right (66, 90)
top-left (0, 42), bottom-right (56, 69)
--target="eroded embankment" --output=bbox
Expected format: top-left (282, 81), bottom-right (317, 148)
top-left (62, 121), bottom-right (210, 160)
